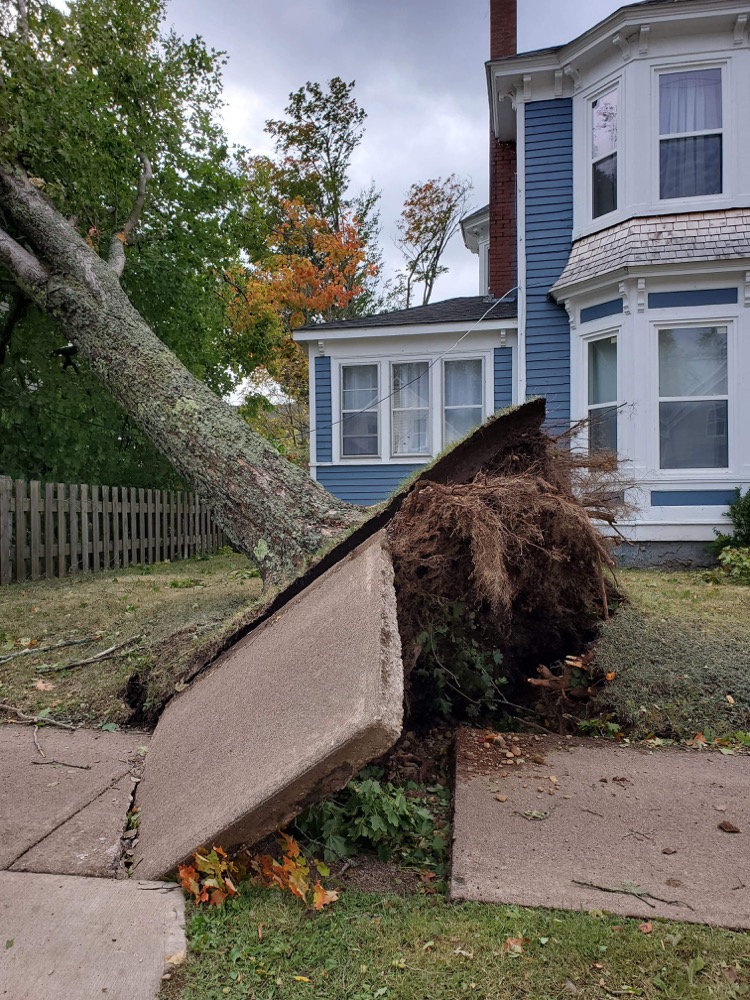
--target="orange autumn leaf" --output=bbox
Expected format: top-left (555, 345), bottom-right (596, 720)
top-left (638, 922), bottom-right (653, 935)
top-left (278, 831), bottom-right (301, 858)
top-left (34, 679), bottom-right (55, 691)
top-left (311, 881), bottom-right (339, 911)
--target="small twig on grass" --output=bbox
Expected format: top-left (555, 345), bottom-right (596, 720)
top-left (0, 703), bottom-right (75, 730)
top-left (33, 725), bottom-right (44, 757)
top-left (572, 879), bottom-right (694, 910)
top-left (0, 635), bottom-right (102, 665)
top-left (40, 635), bottom-right (145, 673)
top-left (31, 759), bottom-right (91, 771)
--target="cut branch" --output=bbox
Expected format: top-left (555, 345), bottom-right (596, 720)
top-left (0, 287), bottom-right (29, 365)
top-left (109, 155), bottom-right (153, 277)
top-left (0, 703), bottom-right (75, 730)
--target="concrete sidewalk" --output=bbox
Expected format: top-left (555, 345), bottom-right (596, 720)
top-left (451, 729), bottom-right (750, 928)
top-left (0, 872), bottom-right (185, 1000)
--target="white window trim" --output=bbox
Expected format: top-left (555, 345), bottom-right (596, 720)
top-left (339, 362), bottom-right (381, 460)
top-left (390, 360), bottom-right (432, 459)
top-left (330, 351), bottom-right (495, 464)
top-left (654, 62), bottom-right (727, 206)
top-left (652, 319), bottom-right (733, 474)
top-left (442, 357), bottom-right (486, 450)
top-left (573, 325), bottom-right (621, 454)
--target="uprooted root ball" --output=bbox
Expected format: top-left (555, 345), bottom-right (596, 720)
top-left (388, 427), bottom-right (625, 723)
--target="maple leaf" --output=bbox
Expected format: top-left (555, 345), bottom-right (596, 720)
top-left (278, 831), bottom-right (301, 858)
top-left (177, 865), bottom-right (201, 899)
top-left (638, 922), bottom-right (653, 935)
top-left (209, 888), bottom-right (228, 907)
top-left (34, 680), bottom-right (54, 691)
top-left (311, 881), bottom-right (339, 911)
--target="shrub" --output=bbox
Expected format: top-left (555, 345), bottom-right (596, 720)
top-left (718, 546), bottom-right (750, 583)
top-left (295, 768), bottom-right (450, 872)
top-left (714, 486), bottom-right (750, 552)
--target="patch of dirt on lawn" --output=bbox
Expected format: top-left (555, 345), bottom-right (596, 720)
top-left (332, 855), bottom-right (424, 896)
top-left (0, 554), bottom-right (262, 727)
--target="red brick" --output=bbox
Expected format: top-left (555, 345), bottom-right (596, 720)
top-left (489, 0), bottom-right (517, 298)
top-left (490, 0), bottom-right (516, 59)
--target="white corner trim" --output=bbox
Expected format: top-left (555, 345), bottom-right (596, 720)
top-left (637, 278), bottom-right (647, 313)
top-left (619, 281), bottom-right (631, 315)
top-left (564, 64), bottom-right (582, 91)
top-left (639, 24), bottom-right (650, 55)
top-left (564, 300), bottom-right (577, 330)
top-left (554, 70), bottom-right (564, 98)
top-left (523, 74), bottom-right (532, 102)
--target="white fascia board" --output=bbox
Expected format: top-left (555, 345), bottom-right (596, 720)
top-left (294, 318), bottom-right (518, 344)
top-left (552, 258), bottom-right (750, 303)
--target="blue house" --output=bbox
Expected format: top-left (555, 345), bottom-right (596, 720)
top-left (295, 0), bottom-right (750, 559)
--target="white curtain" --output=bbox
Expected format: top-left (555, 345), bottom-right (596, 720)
top-left (659, 69), bottom-right (721, 135)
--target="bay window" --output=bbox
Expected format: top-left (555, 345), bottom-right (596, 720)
top-left (659, 68), bottom-right (722, 200)
top-left (591, 87), bottom-right (618, 218)
top-left (658, 326), bottom-right (728, 469)
top-left (391, 361), bottom-right (430, 456)
top-left (443, 359), bottom-right (483, 446)
top-left (587, 336), bottom-right (618, 453)
top-left (341, 364), bottom-right (379, 457)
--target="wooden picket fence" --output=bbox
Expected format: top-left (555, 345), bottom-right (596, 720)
top-left (0, 477), bottom-right (228, 585)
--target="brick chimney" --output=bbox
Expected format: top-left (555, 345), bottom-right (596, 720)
top-left (488, 0), bottom-right (517, 299)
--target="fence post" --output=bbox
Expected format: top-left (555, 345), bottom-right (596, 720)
top-left (29, 480), bottom-right (41, 581)
top-left (15, 479), bottom-right (26, 583)
top-left (69, 482), bottom-right (79, 574)
top-left (80, 483), bottom-right (89, 574)
top-left (56, 483), bottom-right (66, 578)
top-left (0, 477), bottom-right (11, 586)
top-left (44, 482), bottom-right (54, 580)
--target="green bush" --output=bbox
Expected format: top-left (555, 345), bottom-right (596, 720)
top-left (295, 768), bottom-right (450, 872)
top-left (412, 603), bottom-right (506, 719)
top-left (714, 486), bottom-right (750, 552)
top-left (718, 546), bottom-right (750, 583)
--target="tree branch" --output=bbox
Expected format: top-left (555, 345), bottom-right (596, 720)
top-left (0, 226), bottom-right (48, 300)
top-left (16, 0), bottom-right (28, 40)
top-left (109, 155), bottom-right (153, 278)
top-left (0, 287), bottom-right (29, 365)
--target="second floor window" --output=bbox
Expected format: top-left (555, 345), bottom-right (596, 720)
top-left (592, 87), bottom-right (618, 218)
top-left (659, 68), bottom-right (722, 200)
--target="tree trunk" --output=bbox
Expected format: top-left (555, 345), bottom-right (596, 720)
top-left (0, 165), bottom-right (362, 583)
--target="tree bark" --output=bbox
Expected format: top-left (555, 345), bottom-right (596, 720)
top-left (0, 164), bottom-right (362, 583)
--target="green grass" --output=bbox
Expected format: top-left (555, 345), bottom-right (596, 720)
top-left (0, 552), bottom-right (262, 726)
top-left (593, 569), bottom-right (750, 741)
top-left (163, 888), bottom-right (749, 1000)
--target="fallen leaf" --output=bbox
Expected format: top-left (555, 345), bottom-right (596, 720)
top-left (454, 947), bottom-right (474, 958)
top-left (666, 878), bottom-right (683, 888)
top-left (661, 847), bottom-right (677, 855)
top-left (714, 804), bottom-right (727, 813)
top-left (165, 950), bottom-right (186, 966)
top-left (258, 923), bottom-right (264, 941)
top-left (311, 882), bottom-right (339, 911)
top-left (605, 672), bottom-right (616, 681)
top-left (495, 794), bottom-right (508, 803)
top-left (503, 937), bottom-right (528, 954)
top-left (521, 809), bottom-right (549, 821)
top-left (422, 941), bottom-right (435, 952)
top-left (293, 976), bottom-right (311, 983)
top-left (727, 695), bottom-right (736, 705)
top-left (34, 680), bottom-right (54, 691)
top-left (723, 966), bottom-right (739, 985)
top-left (718, 820), bottom-right (741, 834)
top-left (638, 922), bottom-right (653, 935)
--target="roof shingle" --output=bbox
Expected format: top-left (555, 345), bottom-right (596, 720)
top-left (299, 295), bottom-right (517, 332)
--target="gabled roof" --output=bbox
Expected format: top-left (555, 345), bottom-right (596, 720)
top-left (296, 295), bottom-right (517, 334)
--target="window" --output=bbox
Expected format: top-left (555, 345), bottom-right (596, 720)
top-left (341, 364), bottom-right (378, 457)
top-left (391, 362), bottom-right (430, 456)
top-left (588, 336), bottom-right (618, 452)
top-left (592, 87), bottom-right (618, 218)
top-left (443, 359), bottom-right (483, 446)
top-left (658, 326), bottom-right (728, 469)
top-left (659, 69), bottom-right (722, 200)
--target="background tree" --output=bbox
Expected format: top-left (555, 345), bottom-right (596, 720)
top-left (0, 0), bottom-right (272, 486)
top-left (394, 175), bottom-right (473, 308)
top-left (0, 0), bottom-right (361, 582)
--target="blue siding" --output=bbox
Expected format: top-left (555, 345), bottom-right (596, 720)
top-left (651, 489), bottom-right (737, 507)
top-left (580, 299), bottom-right (624, 324)
top-left (524, 99), bottom-right (574, 429)
top-left (314, 356), bottom-right (332, 463)
top-left (648, 288), bottom-right (738, 309)
top-left (494, 347), bottom-right (513, 410)
top-left (317, 464), bottom-right (424, 506)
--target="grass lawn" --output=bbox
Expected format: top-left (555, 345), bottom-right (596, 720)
top-left (594, 568), bottom-right (750, 741)
top-left (0, 552), bottom-right (262, 726)
top-left (162, 888), bottom-right (750, 1000)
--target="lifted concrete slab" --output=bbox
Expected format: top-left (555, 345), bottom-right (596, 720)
top-left (451, 729), bottom-right (750, 929)
top-left (0, 727), bottom-right (148, 876)
top-left (0, 872), bottom-right (184, 1000)
top-left (134, 530), bottom-right (403, 879)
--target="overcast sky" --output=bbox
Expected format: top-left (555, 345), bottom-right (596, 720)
top-left (164, 0), bottom-right (623, 303)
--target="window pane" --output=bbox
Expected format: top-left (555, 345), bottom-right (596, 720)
top-left (592, 89), bottom-right (618, 160)
top-left (444, 359), bottom-right (482, 407)
top-left (392, 409), bottom-right (429, 455)
top-left (588, 337), bottom-right (617, 405)
top-left (660, 400), bottom-right (728, 469)
top-left (342, 365), bottom-right (378, 411)
top-left (593, 154), bottom-right (617, 217)
top-left (392, 362), bottom-right (429, 408)
top-left (444, 406), bottom-right (483, 446)
top-left (660, 69), bottom-right (722, 135)
top-left (659, 327), bottom-right (727, 397)
top-left (660, 135), bottom-right (722, 199)
top-left (342, 410), bottom-right (378, 457)
top-left (588, 405), bottom-right (618, 453)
